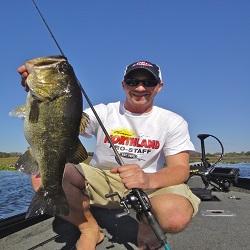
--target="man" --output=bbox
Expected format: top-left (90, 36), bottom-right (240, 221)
top-left (18, 60), bottom-right (200, 250)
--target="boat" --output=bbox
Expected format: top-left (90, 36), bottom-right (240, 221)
top-left (0, 135), bottom-right (250, 250)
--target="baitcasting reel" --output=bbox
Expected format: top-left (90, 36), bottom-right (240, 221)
top-left (105, 189), bottom-right (151, 218)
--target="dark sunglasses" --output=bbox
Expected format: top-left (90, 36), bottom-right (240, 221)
top-left (124, 78), bottom-right (159, 87)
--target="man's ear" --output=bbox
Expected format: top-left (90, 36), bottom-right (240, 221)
top-left (157, 82), bottom-right (164, 93)
top-left (122, 80), bottom-right (125, 89)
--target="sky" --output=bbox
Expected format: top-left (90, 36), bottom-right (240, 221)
top-left (1, 0), bottom-right (249, 154)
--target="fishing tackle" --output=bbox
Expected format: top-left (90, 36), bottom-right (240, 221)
top-left (32, 1), bottom-right (171, 249)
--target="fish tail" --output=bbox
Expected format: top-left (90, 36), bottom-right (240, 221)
top-left (26, 187), bottom-right (69, 218)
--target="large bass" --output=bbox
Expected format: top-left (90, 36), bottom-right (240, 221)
top-left (11, 55), bottom-right (88, 218)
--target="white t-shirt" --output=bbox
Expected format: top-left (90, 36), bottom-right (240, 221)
top-left (81, 101), bottom-right (195, 173)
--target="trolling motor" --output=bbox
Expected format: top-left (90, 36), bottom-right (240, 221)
top-left (189, 134), bottom-right (240, 192)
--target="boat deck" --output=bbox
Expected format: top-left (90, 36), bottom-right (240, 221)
top-left (1, 177), bottom-right (250, 250)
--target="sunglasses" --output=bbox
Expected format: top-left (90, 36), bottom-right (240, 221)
top-left (124, 78), bottom-right (159, 87)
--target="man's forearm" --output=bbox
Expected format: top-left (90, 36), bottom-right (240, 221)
top-left (147, 164), bottom-right (190, 190)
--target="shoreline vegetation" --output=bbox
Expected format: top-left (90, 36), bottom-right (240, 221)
top-left (1, 153), bottom-right (250, 171)
top-left (0, 156), bottom-right (93, 171)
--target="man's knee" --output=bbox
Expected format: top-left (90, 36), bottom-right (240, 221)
top-left (150, 193), bottom-right (193, 233)
top-left (163, 211), bottom-right (192, 233)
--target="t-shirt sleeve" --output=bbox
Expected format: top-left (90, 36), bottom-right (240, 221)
top-left (163, 117), bottom-right (195, 156)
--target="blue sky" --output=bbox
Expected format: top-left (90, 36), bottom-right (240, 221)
top-left (1, 0), bottom-right (249, 154)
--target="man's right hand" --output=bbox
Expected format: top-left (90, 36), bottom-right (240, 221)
top-left (18, 65), bottom-right (29, 92)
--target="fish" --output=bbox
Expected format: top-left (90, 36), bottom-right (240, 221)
top-left (10, 55), bottom-right (89, 218)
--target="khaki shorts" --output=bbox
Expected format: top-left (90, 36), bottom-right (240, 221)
top-left (74, 163), bottom-right (200, 216)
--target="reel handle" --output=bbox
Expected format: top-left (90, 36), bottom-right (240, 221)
top-left (105, 192), bottom-right (130, 218)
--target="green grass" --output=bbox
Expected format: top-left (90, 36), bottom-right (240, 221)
top-left (0, 156), bottom-right (92, 171)
top-left (0, 157), bottom-right (18, 171)
top-left (0, 165), bottom-right (16, 171)
top-left (0, 157), bottom-right (19, 165)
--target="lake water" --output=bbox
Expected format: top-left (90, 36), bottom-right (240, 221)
top-left (0, 163), bottom-right (249, 220)
top-left (0, 170), bottom-right (34, 220)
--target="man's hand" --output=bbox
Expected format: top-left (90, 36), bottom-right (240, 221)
top-left (110, 164), bottom-right (150, 190)
top-left (111, 151), bottom-right (191, 191)
top-left (18, 65), bottom-right (29, 92)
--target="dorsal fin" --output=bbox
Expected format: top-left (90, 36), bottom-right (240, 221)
top-left (69, 139), bottom-right (88, 164)
top-left (79, 112), bottom-right (89, 134)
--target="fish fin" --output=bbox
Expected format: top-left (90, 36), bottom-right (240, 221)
top-left (29, 100), bottom-right (40, 123)
top-left (69, 139), bottom-right (88, 164)
top-left (15, 149), bottom-right (40, 175)
top-left (79, 112), bottom-right (89, 134)
top-left (9, 104), bottom-right (26, 119)
top-left (26, 187), bottom-right (69, 218)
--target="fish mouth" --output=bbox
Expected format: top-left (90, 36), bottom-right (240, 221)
top-left (25, 55), bottom-right (67, 70)
top-left (25, 55), bottom-right (71, 101)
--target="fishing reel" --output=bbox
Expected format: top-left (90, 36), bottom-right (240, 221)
top-left (105, 189), bottom-right (151, 219)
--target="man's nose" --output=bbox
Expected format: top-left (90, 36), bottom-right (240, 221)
top-left (135, 82), bottom-right (146, 91)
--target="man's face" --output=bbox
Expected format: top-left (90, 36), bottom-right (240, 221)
top-left (122, 69), bottom-right (163, 113)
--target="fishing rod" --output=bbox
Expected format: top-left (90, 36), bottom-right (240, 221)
top-left (31, 1), bottom-right (171, 249)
